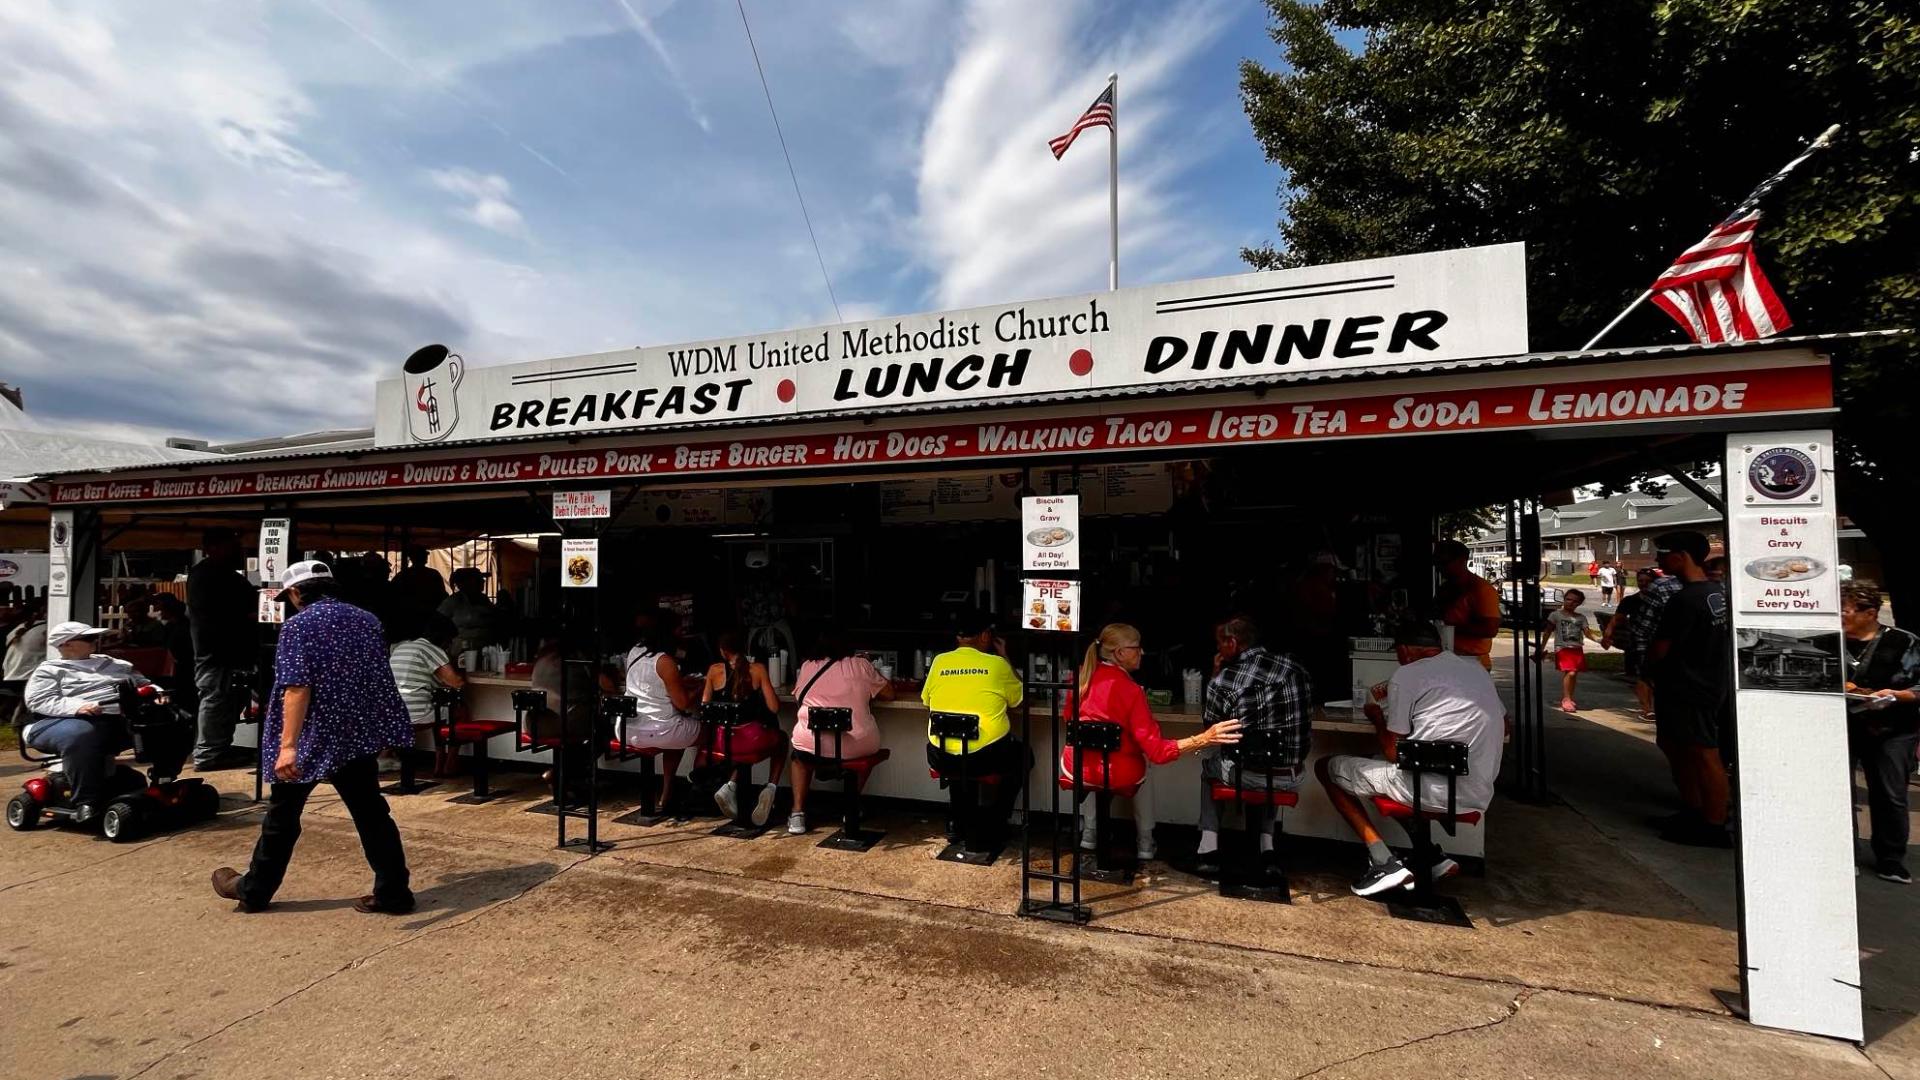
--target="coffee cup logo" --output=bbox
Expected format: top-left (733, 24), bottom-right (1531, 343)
top-left (403, 344), bottom-right (464, 443)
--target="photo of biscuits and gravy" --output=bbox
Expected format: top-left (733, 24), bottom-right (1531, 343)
top-left (1025, 526), bottom-right (1075, 548)
top-left (566, 554), bottom-right (595, 585)
top-left (1742, 555), bottom-right (1825, 582)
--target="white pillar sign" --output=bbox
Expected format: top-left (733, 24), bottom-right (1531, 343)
top-left (1021, 495), bottom-right (1080, 573)
top-left (258, 518), bottom-right (291, 591)
top-left (561, 538), bottom-right (599, 588)
top-left (553, 490), bottom-right (613, 520)
top-left (1724, 431), bottom-right (1859, 1041)
top-left (47, 509), bottom-right (71, 599)
top-left (1021, 579), bottom-right (1080, 633)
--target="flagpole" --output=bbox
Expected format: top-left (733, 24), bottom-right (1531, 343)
top-left (1580, 123), bottom-right (1839, 352)
top-left (1107, 72), bottom-right (1118, 291)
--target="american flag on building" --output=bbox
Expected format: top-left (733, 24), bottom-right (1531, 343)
top-left (1648, 211), bottom-right (1792, 343)
top-left (1048, 83), bottom-right (1114, 160)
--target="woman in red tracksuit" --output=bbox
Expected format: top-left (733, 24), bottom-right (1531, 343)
top-left (1059, 623), bottom-right (1242, 860)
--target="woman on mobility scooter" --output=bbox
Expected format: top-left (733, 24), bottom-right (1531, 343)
top-left (20, 621), bottom-right (150, 824)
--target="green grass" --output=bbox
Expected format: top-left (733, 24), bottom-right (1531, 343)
top-left (0, 723), bottom-right (15, 752)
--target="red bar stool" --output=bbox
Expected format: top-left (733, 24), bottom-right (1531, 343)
top-left (1205, 726), bottom-right (1298, 903)
top-left (805, 706), bottom-right (890, 852)
top-left (928, 710), bottom-right (1002, 866)
top-left (433, 686), bottom-right (517, 805)
top-left (1369, 738), bottom-right (1479, 928)
top-left (604, 695), bottom-right (676, 826)
top-left (1058, 719), bottom-right (1140, 884)
top-left (695, 700), bottom-right (783, 839)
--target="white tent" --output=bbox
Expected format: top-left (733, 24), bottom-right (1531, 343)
top-left (0, 390), bottom-right (210, 507)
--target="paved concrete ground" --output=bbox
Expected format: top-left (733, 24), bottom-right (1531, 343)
top-left (1, 639), bottom-right (1911, 1079)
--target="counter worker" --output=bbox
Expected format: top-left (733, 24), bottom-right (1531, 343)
top-left (22, 621), bottom-right (151, 824)
top-left (1842, 579), bottom-right (1920, 885)
top-left (1316, 620), bottom-right (1503, 897)
top-left (439, 568), bottom-right (501, 657)
top-left (1432, 540), bottom-right (1502, 670)
top-left (1063, 623), bottom-right (1242, 862)
top-left (1194, 616), bottom-right (1312, 871)
top-left (922, 609), bottom-right (1027, 840)
top-left (187, 526), bottom-right (257, 771)
top-left (211, 561), bottom-right (416, 915)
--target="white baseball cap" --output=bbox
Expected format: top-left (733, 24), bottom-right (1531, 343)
top-left (275, 559), bottom-right (334, 602)
top-left (47, 620), bottom-right (109, 647)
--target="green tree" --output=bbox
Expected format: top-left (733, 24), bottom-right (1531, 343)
top-left (1242, 0), bottom-right (1919, 617)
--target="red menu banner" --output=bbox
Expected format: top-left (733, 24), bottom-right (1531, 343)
top-left (52, 363), bottom-right (1830, 506)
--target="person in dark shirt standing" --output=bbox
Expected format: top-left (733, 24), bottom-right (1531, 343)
top-left (151, 594), bottom-right (197, 710)
top-left (211, 561), bottom-right (416, 914)
top-left (1602, 567), bottom-right (1659, 720)
top-left (1841, 579), bottom-right (1920, 884)
top-left (1646, 530), bottom-right (1733, 847)
top-left (187, 527), bottom-right (258, 770)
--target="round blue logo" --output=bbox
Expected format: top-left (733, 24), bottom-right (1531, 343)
top-left (1748, 447), bottom-right (1816, 501)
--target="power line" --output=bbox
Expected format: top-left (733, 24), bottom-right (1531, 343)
top-left (735, 0), bottom-right (843, 324)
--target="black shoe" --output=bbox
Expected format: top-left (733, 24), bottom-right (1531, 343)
top-left (1875, 860), bottom-right (1912, 884)
top-left (1352, 859), bottom-right (1414, 897)
top-left (195, 748), bottom-right (256, 772)
top-left (1178, 853), bottom-right (1223, 880)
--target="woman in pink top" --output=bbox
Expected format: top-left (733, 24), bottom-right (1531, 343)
top-left (787, 626), bottom-right (893, 835)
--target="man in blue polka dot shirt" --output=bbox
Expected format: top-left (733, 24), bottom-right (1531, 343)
top-left (211, 560), bottom-right (417, 914)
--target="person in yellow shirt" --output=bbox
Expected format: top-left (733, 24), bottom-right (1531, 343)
top-left (922, 609), bottom-right (1027, 836)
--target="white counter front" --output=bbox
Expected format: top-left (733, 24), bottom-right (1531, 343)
top-left (437, 674), bottom-right (1486, 857)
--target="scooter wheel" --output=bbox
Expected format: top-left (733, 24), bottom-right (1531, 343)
top-left (101, 800), bottom-right (142, 843)
top-left (191, 784), bottom-right (221, 820)
top-left (5, 794), bottom-right (38, 831)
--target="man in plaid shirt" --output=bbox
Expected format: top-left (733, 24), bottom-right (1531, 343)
top-left (1195, 616), bottom-right (1312, 865)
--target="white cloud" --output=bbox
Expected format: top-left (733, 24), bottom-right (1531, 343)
top-left (612, 0), bottom-right (712, 133)
top-left (429, 167), bottom-right (530, 239)
top-left (912, 0), bottom-right (1236, 308)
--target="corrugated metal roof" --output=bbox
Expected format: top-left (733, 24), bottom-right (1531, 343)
top-left (37, 329), bottom-right (1900, 480)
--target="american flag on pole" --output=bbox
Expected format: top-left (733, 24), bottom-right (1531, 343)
top-left (1048, 83), bottom-right (1114, 160)
top-left (1647, 211), bottom-right (1792, 343)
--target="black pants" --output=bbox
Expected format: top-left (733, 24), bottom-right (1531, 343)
top-left (927, 737), bottom-right (1029, 832)
top-left (1851, 725), bottom-right (1919, 865)
top-left (239, 754), bottom-right (411, 909)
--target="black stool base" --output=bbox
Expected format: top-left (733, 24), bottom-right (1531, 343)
top-left (559, 836), bottom-right (613, 853)
top-left (613, 807), bottom-right (676, 827)
top-left (819, 827), bottom-right (884, 852)
top-left (1084, 859), bottom-right (1136, 886)
top-left (1220, 877), bottom-right (1291, 903)
top-left (1387, 893), bottom-right (1471, 927)
top-left (525, 799), bottom-right (594, 817)
top-left (937, 840), bottom-right (1003, 865)
top-left (447, 789), bottom-right (510, 805)
top-left (381, 778), bottom-right (441, 796)
top-left (1019, 898), bottom-right (1092, 924)
top-left (712, 820), bottom-right (769, 839)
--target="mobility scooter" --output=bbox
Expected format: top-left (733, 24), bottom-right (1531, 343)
top-left (7, 681), bottom-right (220, 842)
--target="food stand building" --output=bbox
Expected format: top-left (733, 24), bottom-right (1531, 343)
top-left (36, 244), bottom-right (1876, 1041)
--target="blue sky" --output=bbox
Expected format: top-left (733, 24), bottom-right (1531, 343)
top-left (0, 0), bottom-right (1284, 442)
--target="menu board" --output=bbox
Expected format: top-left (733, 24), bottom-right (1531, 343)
top-left (637, 488), bottom-right (771, 527)
top-left (1021, 495), bottom-right (1080, 572)
top-left (878, 473), bottom-right (1019, 522)
top-left (1021, 579), bottom-right (1080, 633)
top-left (1103, 463), bottom-right (1173, 516)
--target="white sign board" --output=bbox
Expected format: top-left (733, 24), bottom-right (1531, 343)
top-left (561, 538), bottom-right (599, 588)
top-left (373, 244), bottom-right (1528, 447)
top-left (258, 518), bottom-right (291, 591)
top-left (552, 489), bottom-right (613, 520)
top-left (257, 588), bottom-right (285, 625)
top-left (1021, 579), bottom-right (1081, 634)
top-left (1021, 495), bottom-right (1081, 573)
top-left (47, 509), bottom-right (71, 598)
top-left (1723, 430), bottom-right (1860, 1041)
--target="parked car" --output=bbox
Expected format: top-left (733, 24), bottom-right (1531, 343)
top-left (1498, 579), bottom-right (1564, 629)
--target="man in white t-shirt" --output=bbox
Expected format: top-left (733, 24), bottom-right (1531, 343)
top-left (1314, 621), bottom-right (1503, 897)
top-left (1597, 562), bottom-right (1619, 604)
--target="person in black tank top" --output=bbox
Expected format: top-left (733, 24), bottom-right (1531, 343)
top-left (702, 631), bottom-right (788, 826)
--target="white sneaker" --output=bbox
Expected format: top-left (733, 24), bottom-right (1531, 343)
top-left (1079, 826), bottom-right (1098, 852)
top-left (787, 812), bottom-right (808, 835)
top-left (751, 783), bottom-right (777, 827)
top-left (1136, 838), bottom-right (1158, 862)
top-left (714, 781), bottom-right (739, 819)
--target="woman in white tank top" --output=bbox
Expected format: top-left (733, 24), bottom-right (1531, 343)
top-left (616, 611), bottom-right (703, 815)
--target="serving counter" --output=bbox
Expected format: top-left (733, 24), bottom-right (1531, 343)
top-left (418, 670), bottom-right (1487, 857)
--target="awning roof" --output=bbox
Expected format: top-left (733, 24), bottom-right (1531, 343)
top-left (35, 330), bottom-right (1893, 483)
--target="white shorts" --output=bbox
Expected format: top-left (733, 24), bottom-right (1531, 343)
top-left (1324, 754), bottom-right (1414, 806)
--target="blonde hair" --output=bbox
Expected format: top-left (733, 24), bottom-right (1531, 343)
top-left (1079, 623), bottom-right (1141, 695)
